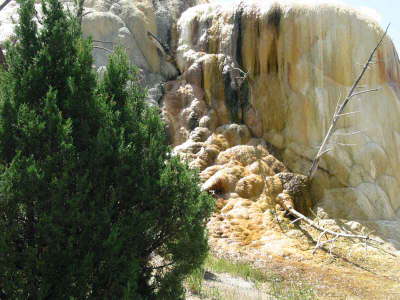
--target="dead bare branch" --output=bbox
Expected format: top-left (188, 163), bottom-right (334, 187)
top-left (82, 10), bottom-right (93, 17)
top-left (335, 130), bottom-right (363, 136)
top-left (308, 24), bottom-right (390, 178)
top-left (76, 0), bottom-right (85, 26)
top-left (349, 88), bottom-right (380, 99)
top-left (290, 216), bottom-right (304, 224)
top-left (93, 40), bottom-right (114, 44)
top-left (316, 148), bottom-right (332, 159)
top-left (93, 46), bottom-right (113, 53)
top-left (147, 31), bottom-right (171, 58)
top-left (334, 142), bottom-right (357, 147)
top-left (285, 208), bottom-right (398, 257)
top-left (0, 0), bottom-right (12, 12)
top-left (336, 111), bottom-right (361, 117)
top-left (34, 7), bottom-right (43, 25)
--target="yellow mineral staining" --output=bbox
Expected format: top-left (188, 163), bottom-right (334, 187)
top-left (173, 0), bottom-right (400, 239)
top-left (196, 144), bottom-right (220, 165)
top-left (202, 165), bottom-right (245, 193)
top-left (215, 124), bottom-right (251, 147)
top-left (264, 175), bottom-right (284, 198)
top-left (200, 165), bottom-right (223, 182)
top-left (235, 174), bottom-right (265, 198)
top-left (216, 145), bottom-right (268, 166)
top-left (202, 55), bottom-right (232, 124)
top-left (277, 192), bottom-right (295, 210)
top-left (205, 133), bottom-right (229, 151)
top-left (172, 120), bottom-right (308, 254)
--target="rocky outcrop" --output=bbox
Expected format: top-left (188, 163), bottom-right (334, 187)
top-left (0, 0), bottom-right (207, 104)
top-left (172, 123), bottom-right (311, 252)
top-left (160, 0), bottom-right (400, 246)
top-left (81, 0), bottom-right (207, 82)
top-left (1, 0), bottom-right (399, 247)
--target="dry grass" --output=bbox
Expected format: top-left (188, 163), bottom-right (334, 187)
top-left (185, 255), bottom-right (315, 300)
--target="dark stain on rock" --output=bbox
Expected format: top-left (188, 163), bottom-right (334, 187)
top-left (267, 42), bottom-right (279, 74)
top-left (191, 16), bottom-right (200, 47)
top-left (223, 68), bottom-right (250, 124)
top-left (223, 70), bottom-right (240, 123)
top-left (188, 113), bottom-right (200, 131)
top-left (267, 4), bottom-right (283, 35)
top-left (277, 172), bottom-right (311, 215)
top-left (232, 6), bottom-right (244, 69)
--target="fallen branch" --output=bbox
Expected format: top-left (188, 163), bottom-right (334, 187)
top-left (288, 208), bottom-right (383, 244)
top-left (93, 46), bottom-right (113, 53)
top-left (286, 207), bottom-right (400, 257)
top-left (309, 24), bottom-right (390, 178)
top-left (147, 31), bottom-right (170, 57)
top-left (93, 39), bottom-right (113, 44)
top-left (275, 194), bottom-right (397, 256)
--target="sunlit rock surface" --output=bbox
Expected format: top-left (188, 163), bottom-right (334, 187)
top-left (0, 0), bottom-right (207, 104)
top-left (1, 0), bottom-right (399, 249)
top-left (173, 122), bottom-right (311, 252)
top-left (161, 0), bottom-right (400, 245)
top-left (81, 0), bottom-right (207, 84)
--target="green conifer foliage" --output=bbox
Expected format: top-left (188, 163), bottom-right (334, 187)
top-left (0, 1), bottom-right (214, 299)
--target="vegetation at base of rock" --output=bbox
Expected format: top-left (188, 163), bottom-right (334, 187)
top-left (0, 0), bottom-right (214, 299)
top-left (186, 255), bottom-right (315, 300)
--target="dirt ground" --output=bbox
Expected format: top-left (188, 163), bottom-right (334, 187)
top-left (207, 216), bottom-right (400, 299)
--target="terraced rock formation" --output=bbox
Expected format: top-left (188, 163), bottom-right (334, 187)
top-left (1, 2), bottom-right (399, 290)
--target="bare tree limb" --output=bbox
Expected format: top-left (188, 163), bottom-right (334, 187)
top-left (286, 206), bottom-right (398, 257)
top-left (147, 31), bottom-right (170, 57)
top-left (0, 0), bottom-right (12, 12)
top-left (82, 10), bottom-right (93, 17)
top-left (290, 216), bottom-right (304, 224)
top-left (93, 46), bottom-right (113, 53)
top-left (150, 261), bottom-right (174, 270)
top-left (334, 142), bottom-right (357, 147)
top-left (93, 40), bottom-right (113, 44)
top-left (349, 88), bottom-right (380, 99)
top-left (316, 148), bottom-right (332, 159)
top-left (336, 111), bottom-right (361, 117)
top-left (335, 130), bottom-right (363, 136)
top-left (76, 0), bottom-right (85, 25)
top-left (285, 208), bottom-right (398, 256)
top-left (308, 24), bottom-right (390, 178)
top-left (34, 7), bottom-right (43, 25)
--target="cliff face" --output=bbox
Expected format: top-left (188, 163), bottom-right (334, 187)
top-left (162, 0), bottom-right (400, 244)
top-left (0, 0), bottom-right (399, 246)
top-left (81, 0), bottom-right (206, 81)
top-left (0, 0), bottom-right (207, 104)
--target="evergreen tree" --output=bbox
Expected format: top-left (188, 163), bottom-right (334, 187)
top-left (0, 1), bottom-right (214, 299)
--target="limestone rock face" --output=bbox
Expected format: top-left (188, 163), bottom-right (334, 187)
top-left (0, 0), bottom-right (207, 101)
top-left (173, 122), bottom-right (311, 250)
top-left (81, 0), bottom-right (206, 84)
top-left (1, 0), bottom-right (400, 248)
top-left (161, 0), bottom-right (400, 244)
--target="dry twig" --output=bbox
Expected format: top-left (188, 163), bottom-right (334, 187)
top-left (286, 207), bottom-right (400, 257)
top-left (93, 46), bottom-right (113, 53)
top-left (76, 0), bottom-right (85, 25)
top-left (277, 203), bottom-right (394, 255)
top-left (0, 0), bottom-right (12, 11)
top-left (308, 24), bottom-right (390, 178)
